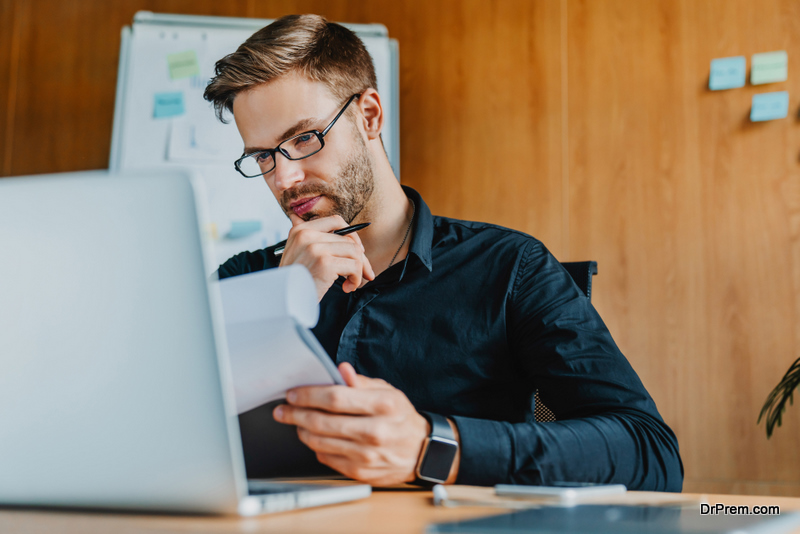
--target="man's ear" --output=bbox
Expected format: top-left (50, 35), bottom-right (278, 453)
top-left (357, 89), bottom-right (384, 141)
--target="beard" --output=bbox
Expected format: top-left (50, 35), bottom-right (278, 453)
top-left (280, 132), bottom-right (375, 224)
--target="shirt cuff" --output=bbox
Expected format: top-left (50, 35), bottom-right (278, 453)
top-left (450, 415), bottom-right (513, 486)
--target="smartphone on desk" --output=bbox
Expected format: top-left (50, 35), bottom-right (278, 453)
top-left (495, 482), bottom-right (627, 501)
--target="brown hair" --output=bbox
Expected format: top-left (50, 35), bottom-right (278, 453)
top-left (204, 14), bottom-right (377, 123)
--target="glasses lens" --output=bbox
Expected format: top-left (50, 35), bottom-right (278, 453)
top-left (280, 132), bottom-right (322, 159)
top-left (238, 152), bottom-right (274, 177)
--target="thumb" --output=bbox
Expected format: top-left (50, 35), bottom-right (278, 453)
top-left (338, 362), bottom-right (389, 389)
top-left (289, 211), bottom-right (304, 227)
top-left (338, 362), bottom-right (360, 387)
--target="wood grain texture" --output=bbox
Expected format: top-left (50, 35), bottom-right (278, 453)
top-left (247, 0), bottom-right (566, 257)
top-left (4, 0), bottom-right (250, 177)
top-left (684, 479), bottom-right (800, 498)
top-left (0, 488), bottom-right (798, 534)
top-left (1, 0), bottom-right (800, 496)
top-left (0, 0), bottom-right (19, 176)
top-left (567, 0), bottom-right (800, 495)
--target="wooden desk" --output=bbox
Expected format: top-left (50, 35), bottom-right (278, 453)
top-left (2, 487), bottom-right (800, 534)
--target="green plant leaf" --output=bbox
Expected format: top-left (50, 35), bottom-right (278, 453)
top-left (758, 357), bottom-right (800, 438)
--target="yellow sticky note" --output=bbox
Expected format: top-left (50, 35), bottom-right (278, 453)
top-left (167, 50), bottom-right (200, 80)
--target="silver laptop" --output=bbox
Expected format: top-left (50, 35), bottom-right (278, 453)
top-left (0, 169), bottom-right (371, 515)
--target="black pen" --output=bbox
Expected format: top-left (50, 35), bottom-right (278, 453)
top-left (272, 222), bottom-right (371, 257)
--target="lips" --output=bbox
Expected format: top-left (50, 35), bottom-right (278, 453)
top-left (291, 196), bottom-right (322, 216)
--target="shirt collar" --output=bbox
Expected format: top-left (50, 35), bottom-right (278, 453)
top-left (401, 185), bottom-right (433, 273)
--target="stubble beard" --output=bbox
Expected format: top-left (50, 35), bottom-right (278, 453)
top-left (281, 132), bottom-right (375, 224)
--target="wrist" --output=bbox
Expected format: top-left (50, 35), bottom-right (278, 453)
top-left (413, 412), bottom-right (460, 485)
top-left (444, 418), bottom-right (460, 484)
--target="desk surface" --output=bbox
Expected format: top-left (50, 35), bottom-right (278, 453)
top-left (2, 486), bottom-right (800, 534)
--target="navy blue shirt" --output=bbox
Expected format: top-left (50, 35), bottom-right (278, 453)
top-left (219, 186), bottom-right (683, 490)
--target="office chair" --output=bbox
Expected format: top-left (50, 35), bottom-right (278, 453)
top-left (560, 261), bottom-right (599, 301)
top-left (533, 261), bottom-right (598, 423)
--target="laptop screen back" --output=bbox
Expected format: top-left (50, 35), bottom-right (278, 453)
top-left (0, 170), bottom-right (246, 514)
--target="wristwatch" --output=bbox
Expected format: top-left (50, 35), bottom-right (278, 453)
top-left (415, 411), bottom-right (459, 484)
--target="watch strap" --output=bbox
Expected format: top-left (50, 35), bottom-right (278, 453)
top-left (413, 411), bottom-right (458, 486)
top-left (420, 411), bottom-right (455, 442)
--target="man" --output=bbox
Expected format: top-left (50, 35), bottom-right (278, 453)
top-left (204, 14), bottom-right (683, 490)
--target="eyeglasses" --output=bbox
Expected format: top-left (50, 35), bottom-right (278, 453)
top-left (234, 94), bottom-right (361, 179)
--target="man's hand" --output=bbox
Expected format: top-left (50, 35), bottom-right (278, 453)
top-left (272, 362), bottom-right (456, 486)
top-left (280, 214), bottom-right (375, 301)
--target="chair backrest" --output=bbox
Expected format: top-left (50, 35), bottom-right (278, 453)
top-left (534, 261), bottom-right (599, 423)
top-left (560, 261), bottom-right (598, 301)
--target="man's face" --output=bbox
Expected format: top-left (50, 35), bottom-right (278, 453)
top-left (233, 72), bottom-right (375, 223)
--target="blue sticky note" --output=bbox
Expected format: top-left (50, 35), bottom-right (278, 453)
top-left (709, 56), bottom-right (746, 90)
top-left (226, 220), bottom-right (262, 239)
top-left (750, 91), bottom-right (789, 122)
top-left (153, 92), bottom-right (185, 118)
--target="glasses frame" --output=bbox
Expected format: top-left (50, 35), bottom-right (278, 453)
top-left (234, 93), bottom-right (362, 178)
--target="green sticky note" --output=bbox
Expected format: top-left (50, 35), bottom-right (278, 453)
top-left (167, 50), bottom-right (200, 80)
top-left (751, 51), bottom-right (788, 85)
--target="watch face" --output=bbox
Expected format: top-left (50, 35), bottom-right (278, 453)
top-left (419, 437), bottom-right (458, 482)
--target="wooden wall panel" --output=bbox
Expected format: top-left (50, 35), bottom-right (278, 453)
top-left (2, 0), bottom-right (565, 254)
top-left (568, 0), bottom-right (800, 496)
top-left (247, 0), bottom-right (566, 257)
top-left (4, 0), bottom-right (250, 177)
top-left (0, 0), bottom-right (19, 176)
top-left (2, 0), bottom-right (800, 496)
top-left (683, 0), bottom-right (800, 494)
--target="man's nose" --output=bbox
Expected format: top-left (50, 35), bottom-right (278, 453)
top-left (271, 154), bottom-right (305, 192)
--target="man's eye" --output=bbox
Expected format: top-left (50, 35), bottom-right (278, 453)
top-left (254, 152), bottom-right (272, 163)
top-left (295, 134), bottom-right (314, 146)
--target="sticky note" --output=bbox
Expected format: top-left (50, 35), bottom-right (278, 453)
top-left (167, 50), bottom-right (200, 80)
top-left (153, 92), bottom-right (185, 118)
top-left (226, 220), bottom-right (262, 240)
top-left (709, 56), bottom-right (746, 90)
top-left (751, 51), bottom-right (788, 85)
top-left (750, 91), bottom-right (789, 122)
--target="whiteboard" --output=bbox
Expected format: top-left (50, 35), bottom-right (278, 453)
top-left (110, 11), bottom-right (399, 268)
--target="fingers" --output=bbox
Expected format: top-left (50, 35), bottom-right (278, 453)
top-left (280, 214), bottom-right (374, 297)
top-left (274, 406), bottom-right (378, 442)
top-left (358, 248), bottom-right (375, 284)
top-left (305, 240), bottom-right (366, 257)
top-left (288, 239), bottom-right (373, 292)
top-left (285, 384), bottom-right (397, 416)
top-left (345, 230), bottom-right (365, 252)
top-left (288, 214), bottom-right (349, 234)
top-left (338, 362), bottom-right (380, 389)
top-left (273, 371), bottom-right (432, 487)
top-left (339, 362), bottom-right (359, 388)
top-left (289, 227), bottom-right (372, 272)
top-left (313, 453), bottom-right (366, 480)
top-left (319, 254), bottom-right (369, 293)
top-left (314, 245), bottom-right (373, 291)
top-left (296, 429), bottom-right (408, 477)
top-left (297, 428), bottom-right (368, 460)
top-left (288, 212), bottom-right (304, 227)
top-left (312, 452), bottom-right (401, 487)
top-left (347, 232), bottom-right (374, 285)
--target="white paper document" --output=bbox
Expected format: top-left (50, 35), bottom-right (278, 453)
top-left (218, 266), bottom-right (343, 414)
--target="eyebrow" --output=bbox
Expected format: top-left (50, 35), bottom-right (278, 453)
top-left (243, 118), bottom-right (319, 154)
